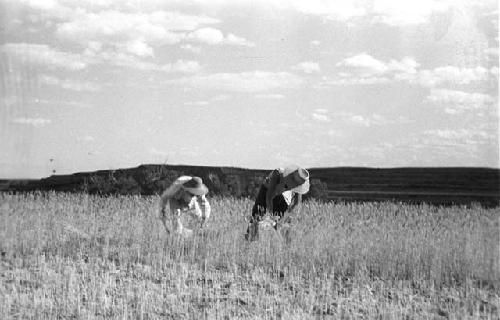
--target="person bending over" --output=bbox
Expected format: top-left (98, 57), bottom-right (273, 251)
top-left (245, 165), bottom-right (310, 241)
top-left (159, 176), bottom-right (211, 236)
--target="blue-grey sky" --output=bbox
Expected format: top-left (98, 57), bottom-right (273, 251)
top-left (1, 0), bottom-right (498, 178)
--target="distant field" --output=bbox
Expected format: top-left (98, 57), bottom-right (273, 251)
top-left (1, 192), bottom-right (499, 319)
top-left (326, 190), bottom-right (500, 207)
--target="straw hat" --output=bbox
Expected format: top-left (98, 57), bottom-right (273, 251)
top-left (282, 165), bottom-right (310, 194)
top-left (179, 176), bottom-right (208, 196)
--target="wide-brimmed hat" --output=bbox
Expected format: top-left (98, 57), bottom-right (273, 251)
top-left (282, 165), bottom-right (310, 194)
top-left (180, 176), bottom-right (208, 196)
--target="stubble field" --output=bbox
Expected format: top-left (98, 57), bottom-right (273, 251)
top-left (0, 192), bottom-right (499, 319)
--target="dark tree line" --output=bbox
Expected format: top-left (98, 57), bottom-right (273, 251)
top-left (78, 168), bottom-right (329, 201)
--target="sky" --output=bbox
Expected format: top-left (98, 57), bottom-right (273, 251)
top-left (0, 0), bottom-right (498, 179)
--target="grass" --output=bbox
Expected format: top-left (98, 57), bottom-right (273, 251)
top-left (0, 192), bottom-right (499, 319)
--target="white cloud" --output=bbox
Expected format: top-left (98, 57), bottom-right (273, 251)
top-left (213, 94), bottom-right (230, 101)
top-left (184, 101), bottom-right (210, 106)
top-left (184, 93), bottom-right (232, 106)
top-left (181, 44), bottom-right (202, 53)
top-left (95, 50), bottom-right (200, 73)
top-left (321, 75), bottom-right (390, 86)
top-left (167, 71), bottom-right (304, 92)
top-left (292, 61), bottom-right (321, 74)
top-left (426, 88), bottom-right (496, 115)
top-left (1, 43), bottom-right (87, 70)
top-left (331, 53), bottom-right (494, 88)
top-left (426, 88), bottom-right (494, 107)
top-left (310, 40), bottom-right (320, 46)
top-left (331, 112), bottom-right (412, 126)
top-left (56, 10), bottom-right (218, 47)
top-left (255, 94), bottom-right (285, 99)
top-left (372, 0), bottom-right (451, 26)
top-left (312, 113), bottom-right (330, 122)
top-left (226, 33), bottom-right (255, 47)
top-left (401, 66), bottom-right (493, 87)
top-left (12, 117), bottom-right (51, 126)
top-left (188, 27), bottom-right (224, 44)
top-left (77, 135), bottom-right (95, 142)
top-left (337, 53), bottom-right (389, 73)
top-left (337, 53), bottom-right (419, 74)
top-left (39, 75), bottom-right (100, 92)
top-left (162, 60), bottom-right (201, 73)
top-left (288, 0), bottom-right (366, 20)
top-left (423, 128), bottom-right (494, 145)
top-left (125, 39), bottom-right (154, 57)
top-left (187, 28), bottom-right (254, 46)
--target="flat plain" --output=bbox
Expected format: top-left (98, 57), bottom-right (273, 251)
top-left (1, 192), bottom-right (499, 319)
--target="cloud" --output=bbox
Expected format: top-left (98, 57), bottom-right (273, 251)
top-left (288, 0), bottom-right (366, 20)
top-left (292, 61), bottom-right (321, 74)
top-left (96, 50), bottom-right (201, 73)
top-left (333, 112), bottom-right (413, 126)
top-left (167, 71), bottom-right (304, 92)
top-left (187, 28), bottom-right (254, 46)
top-left (187, 27), bottom-right (224, 44)
top-left (213, 94), bottom-right (230, 101)
top-left (423, 128), bottom-right (494, 145)
top-left (125, 39), bottom-right (154, 57)
top-left (327, 53), bottom-right (419, 85)
top-left (225, 33), bottom-right (254, 47)
top-left (56, 10), bottom-right (218, 47)
top-left (77, 135), bottom-right (95, 142)
top-left (181, 44), bottom-right (202, 53)
top-left (400, 66), bottom-right (494, 87)
top-left (426, 88), bottom-right (495, 113)
top-left (1, 43), bottom-right (87, 70)
top-left (255, 94), bottom-right (285, 99)
top-left (184, 93), bottom-right (231, 106)
top-left (55, 9), bottom-right (252, 54)
top-left (330, 53), bottom-right (495, 88)
top-left (184, 101), bottom-right (210, 106)
top-left (162, 60), bottom-right (201, 73)
top-left (371, 0), bottom-right (451, 26)
top-left (337, 53), bottom-right (389, 73)
top-left (39, 75), bottom-right (100, 92)
top-left (337, 53), bottom-right (419, 74)
top-left (322, 75), bottom-right (391, 86)
top-left (183, 0), bottom-right (473, 26)
top-left (12, 117), bottom-right (51, 126)
top-left (312, 113), bottom-right (330, 122)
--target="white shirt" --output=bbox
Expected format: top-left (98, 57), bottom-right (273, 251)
top-left (159, 176), bottom-right (211, 235)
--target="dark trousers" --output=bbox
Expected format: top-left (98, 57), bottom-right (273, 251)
top-left (245, 185), bottom-right (289, 240)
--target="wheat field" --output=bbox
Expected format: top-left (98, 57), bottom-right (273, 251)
top-left (0, 192), bottom-right (499, 319)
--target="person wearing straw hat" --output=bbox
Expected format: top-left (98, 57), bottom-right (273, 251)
top-left (159, 176), bottom-right (211, 236)
top-left (245, 165), bottom-right (310, 241)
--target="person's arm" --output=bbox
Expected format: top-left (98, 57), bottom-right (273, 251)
top-left (287, 193), bottom-right (302, 212)
top-left (277, 193), bottom-right (302, 227)
top-left (198, 195), bottom-right (211, 226)
top-left (187, 195), bottom-right (211, 228)
top-left (170, 202), bottom-right (183, 234)
top-left (266, 170), bottom-right (280, 214)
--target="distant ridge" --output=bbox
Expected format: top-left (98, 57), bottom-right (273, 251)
top-left (1, 164), bottom-right (499, 207)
